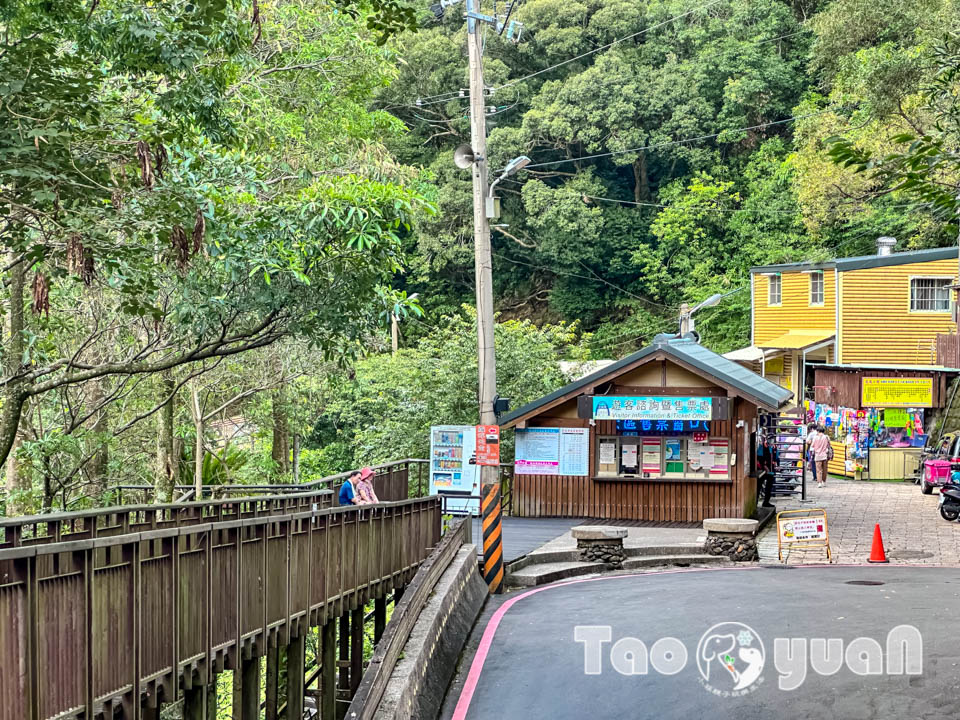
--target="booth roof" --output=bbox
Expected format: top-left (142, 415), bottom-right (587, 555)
top-left (499, 335), bottom-right (794, 427)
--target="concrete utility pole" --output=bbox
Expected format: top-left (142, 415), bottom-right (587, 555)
top-left (466, 0), bottom-right (504, 593)
top-left (391, 313), bottom-right (399, 355)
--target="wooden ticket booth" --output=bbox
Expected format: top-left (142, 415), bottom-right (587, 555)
top-left (499, 335), bottom-right (793, 522)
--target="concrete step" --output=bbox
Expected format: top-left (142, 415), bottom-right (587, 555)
top-left (505, 561), bottom-right (611, 588)
top-left (625, 543), bottom-right (706, 558)
top-left (508, 542), bottom-right (706, 572)
top-left (621, 554), bottom-right (732, 570)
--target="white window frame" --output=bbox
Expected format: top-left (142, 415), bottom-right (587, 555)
top-left (767, 273), bottom-right (782, 307)
top-left (909, 276), bottom-right (953, 313)
top-left (809, 270), bottom-right (824, 306)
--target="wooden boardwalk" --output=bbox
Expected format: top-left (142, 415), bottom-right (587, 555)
top-left (0, 461), bottom-right (440, 720)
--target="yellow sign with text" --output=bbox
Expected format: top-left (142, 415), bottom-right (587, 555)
top-left (861, 377), bottom-right (933, 408)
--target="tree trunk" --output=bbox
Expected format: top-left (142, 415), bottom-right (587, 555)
top-left (190, 380), bottom-right (203, 498)
top-left (271, 388), bottom-right (289, 475)
top-left (86, 378), bottom-right (109, 501)
top-left (633, 153), bottom-right (650, 203)
top-left (4, 253), bottom-right (30, 515)
top-left (292, 433), bottom-right (300, 483)
top-left (155, 371), bottom-right (176, 503)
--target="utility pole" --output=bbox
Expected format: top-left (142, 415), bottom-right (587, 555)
top-left (466, 0), bottom-right (504, 594)
top-left (391, 313), bottom-right (399, 355)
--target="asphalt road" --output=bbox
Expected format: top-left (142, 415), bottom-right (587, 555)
top-left (440, 566), bottom-right (960, 720)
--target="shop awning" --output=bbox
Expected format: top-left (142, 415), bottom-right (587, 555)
top-left (756, 330), bottom-right (835, 350)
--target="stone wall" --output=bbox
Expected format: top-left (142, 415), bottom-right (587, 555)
top-left (705, 533), bottom-right (757, 562)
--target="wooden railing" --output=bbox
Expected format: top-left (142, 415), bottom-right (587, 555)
top-left (0, 496), bottom-right (442, 720)
top-left (107, 459), bottom-right (428, 506)
top-left (0, 490), bottom-right (334, 549)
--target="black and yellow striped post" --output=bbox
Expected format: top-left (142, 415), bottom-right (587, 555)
top-left (481, 481), bottom-right (504, 593)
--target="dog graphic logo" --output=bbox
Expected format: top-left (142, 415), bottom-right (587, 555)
top-left (696, 622), bottom-right (765, 695)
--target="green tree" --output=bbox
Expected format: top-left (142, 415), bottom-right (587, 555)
top-left (319, 307), bottom-right (582, 466)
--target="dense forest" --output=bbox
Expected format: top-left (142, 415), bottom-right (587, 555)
top-left (2, 0), bottom-right (959, 514)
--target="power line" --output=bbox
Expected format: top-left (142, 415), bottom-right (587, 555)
top-left (408, 10), bottom-right (809, 110)
top-left (491, 251), bottom-right (676, 308)
top-left (580, 193), bottom-right (800, 214)
top-left (514, 111), bottom-right (831, 171)
top-left (491, 0), bottom-right (726, 94)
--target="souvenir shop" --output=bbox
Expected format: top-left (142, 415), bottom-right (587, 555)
top-left (809, 365), bottom-right (957, 480)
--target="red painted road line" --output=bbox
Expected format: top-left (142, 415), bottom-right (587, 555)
top-left (449, 563), bottom-right (960, 720)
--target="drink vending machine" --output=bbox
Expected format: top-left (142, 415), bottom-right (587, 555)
top-left (428, 425), bottom-right (480, 515)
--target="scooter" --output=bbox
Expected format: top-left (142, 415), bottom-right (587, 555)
top-left (938, 481), bottom-right (960, 521)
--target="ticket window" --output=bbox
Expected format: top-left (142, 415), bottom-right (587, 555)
top-left (596, 436), bottom-right (730, 479)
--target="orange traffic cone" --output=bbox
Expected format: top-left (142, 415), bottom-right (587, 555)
top-left (867, 523), bottom-right (889, 564)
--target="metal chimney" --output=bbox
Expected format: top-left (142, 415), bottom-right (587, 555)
top-left (877, 236), bottom-right (897, 256)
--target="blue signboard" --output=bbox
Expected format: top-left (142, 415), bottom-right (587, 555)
top-left (593, 396), bottom-right (712, 421)
top-left (617, 419), bottom-right (710, 436)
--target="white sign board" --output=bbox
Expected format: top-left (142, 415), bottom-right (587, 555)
top-left (515, 426), bottom-right (589, 476)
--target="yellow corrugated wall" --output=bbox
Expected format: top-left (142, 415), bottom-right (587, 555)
top-left (839, 258), bottom-right (957, 364)
top-left (753, 270), bottom-right (836, 345)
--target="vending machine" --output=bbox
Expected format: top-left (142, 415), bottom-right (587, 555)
top-left (428, 425), bottom-right (480, 515)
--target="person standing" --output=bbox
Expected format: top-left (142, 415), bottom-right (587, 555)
top-left (810, 424), bottom-right (831, 488)
top-left (805, 423), bottom-right (819, 485)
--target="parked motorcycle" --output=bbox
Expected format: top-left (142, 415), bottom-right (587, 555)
top-left (938, 481), bottom-right (960, 521)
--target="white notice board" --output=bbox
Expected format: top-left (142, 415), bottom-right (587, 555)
top-left (515, 426), bottom-right (589, 476)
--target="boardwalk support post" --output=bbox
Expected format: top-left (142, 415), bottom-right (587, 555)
top-left (374, 595), bottom-right (386, 644)
top-left (265, 643), bottom-right (279, 720)
top-left (321, 619), bottom-right (337, 720)
top-left (240, 655), bottom-right (260, 720)
top-left (350, 606), bottom-right (364, 695)
top-left (286, 633), bottom-right (305, 720)
top-left (183, 684), bottom-right (207, 720)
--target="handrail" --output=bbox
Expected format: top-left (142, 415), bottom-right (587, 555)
top-left (0, 489), bottom-right (334, 549)
top-left (109, 459), bottom-right (430, 495)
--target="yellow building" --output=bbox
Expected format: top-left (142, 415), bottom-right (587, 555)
top-left (726, 244), bottom-right (960, 393)
top-left (727, 242), bottom-right (960, 480)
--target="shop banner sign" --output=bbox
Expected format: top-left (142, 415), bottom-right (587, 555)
top-left (861, 377), bottom-right (933, 408)
top-left (515, 427), bottom-right (589, 476)
top-left (475, 425), bottom-right (500, 466)
top-left (593, 396), bottom-right (712, 421)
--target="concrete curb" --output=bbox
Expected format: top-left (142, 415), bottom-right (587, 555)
top-left (373, 544), bottom-right (487, 720)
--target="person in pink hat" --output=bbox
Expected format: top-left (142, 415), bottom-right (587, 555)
top-left (355, 466), bottom-right (379, 504)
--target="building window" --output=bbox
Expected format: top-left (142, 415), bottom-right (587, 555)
top-left (810, 270), bottom-right (824, 306)
top-left (768, 274), bottom-right (781, 306)
top-left (910, 277), bottom-right (952, 312)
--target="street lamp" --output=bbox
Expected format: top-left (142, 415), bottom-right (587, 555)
top-left (486, 155), bottom-right (530, 219)
top-left (679, 293), bottom-right (724, 336)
